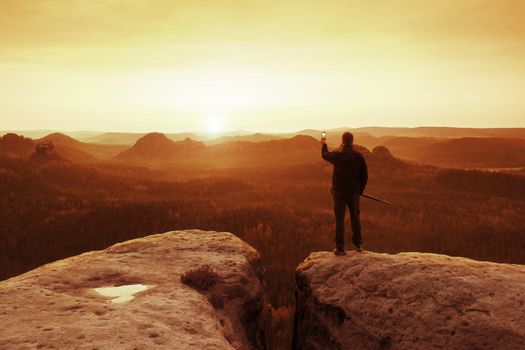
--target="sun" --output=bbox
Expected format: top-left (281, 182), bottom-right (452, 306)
top-left (206, 115), bottom-right (224, 134)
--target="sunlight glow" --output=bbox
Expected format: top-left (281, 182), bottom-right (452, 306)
top-left (1, 1), bottom-right (525, 131)
top-left (206, 115), bottom-right (225, 134)
top-left (131, 68), bottom-right (289, 114)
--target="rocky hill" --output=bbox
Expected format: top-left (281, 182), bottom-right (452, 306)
top-left (114, 132), bottom-right (377, 167)
top-left (293, 251), bottom-right (525, 350)
top-left (208, 135), bottom-right (320, 160)
top-left (39, 132), bottom-right (128, 161)
top-left (381, 137), bottom-right (525, 169)
top-left (115, 133), bottom-right (206, 163)
top-left (0, 230), bottom-right (271, 349)
top-left (206, 135), bottom-right (373, 167)
top-left (0, 133), bottom-right (35, 158)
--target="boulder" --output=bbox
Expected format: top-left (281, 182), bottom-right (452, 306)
top-left (293, 251), bottom-right (525, 350)
top-left (0, 230), bottom-right (271, 349)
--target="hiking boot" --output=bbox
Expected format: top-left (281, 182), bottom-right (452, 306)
top-left (333, 248), bottom-right (347, 256)
top-left (355, 245), bottom-right (363, 252)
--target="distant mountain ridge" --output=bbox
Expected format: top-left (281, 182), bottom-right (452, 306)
top-left (423, 137), bottom-right (525, 168)
top-left (6, 127), bottom-right (525, 145)
top-left (113, 132), bottom-right (378, 168)
top-left (0, 132), bottom-right (127, 163)
top-left (4, 128), bottom-right (525, 170)
top-left (381, 137), bottom-right (525, 168)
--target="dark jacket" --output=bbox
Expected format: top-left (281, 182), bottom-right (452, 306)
top-left (322, 143), bottom-right (368, 194)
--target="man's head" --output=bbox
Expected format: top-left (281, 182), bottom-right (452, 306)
top-left (342, 132), bottom-right (354, 145)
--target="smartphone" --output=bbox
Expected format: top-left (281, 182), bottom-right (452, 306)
top-left (321, 131), bottom-right (326, 138)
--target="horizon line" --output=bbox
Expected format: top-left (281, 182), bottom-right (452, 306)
top-left (2, 125), bottom-right (525, 136)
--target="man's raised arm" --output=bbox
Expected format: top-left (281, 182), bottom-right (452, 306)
top-left (321, 143), bottom-right (337, 164)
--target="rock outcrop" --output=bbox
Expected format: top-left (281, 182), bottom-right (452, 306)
top-left (0, 230), bottom-right (271, 350)
top-left (0, 133), bottom-right (35, 158)
top-left (293, 251), bottom-right (525, 350)
top-left (115, 133), bottom-right (206, 163)
top-left (371, 146), bottom-right (394, 160)
top-left (31, 140), bottom-right (63, 162)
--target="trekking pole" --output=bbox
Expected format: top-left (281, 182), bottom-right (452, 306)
top-left (361, 194), bottom-right (392, 206)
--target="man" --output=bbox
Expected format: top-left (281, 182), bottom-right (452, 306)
top-left (321, 131), bottom-right (368, 255)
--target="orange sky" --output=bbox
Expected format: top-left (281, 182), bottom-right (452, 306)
top-left (1, 0), bottom-right (524, 133)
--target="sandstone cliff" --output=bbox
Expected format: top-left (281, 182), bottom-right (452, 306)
top-left (293, 251), bottom-right (525, 350)
top-left (0, 230), bottom-right (271, 350)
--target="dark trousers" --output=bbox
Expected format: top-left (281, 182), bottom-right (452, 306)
top-left (333, 191), bottom-right (361, 250)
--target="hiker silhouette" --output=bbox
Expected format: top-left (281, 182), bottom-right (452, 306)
top-left (321, 131), bottom-right (368, 255)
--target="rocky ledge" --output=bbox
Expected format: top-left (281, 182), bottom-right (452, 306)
top-left (0, 230), bottom-right (271, 350)
top-left (293, 251), bottom-right (525, 350)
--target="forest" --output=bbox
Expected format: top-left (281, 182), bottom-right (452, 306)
top-left (1, 150), bottom-right (525, 348)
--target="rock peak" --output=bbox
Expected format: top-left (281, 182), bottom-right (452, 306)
top-left (136, 132), bottom-right (173, 145)
top-left (293, 250), bottom-right (525, 350)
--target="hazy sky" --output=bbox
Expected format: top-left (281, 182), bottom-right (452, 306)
top-left (1, 0), bottom-right (524, 133)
